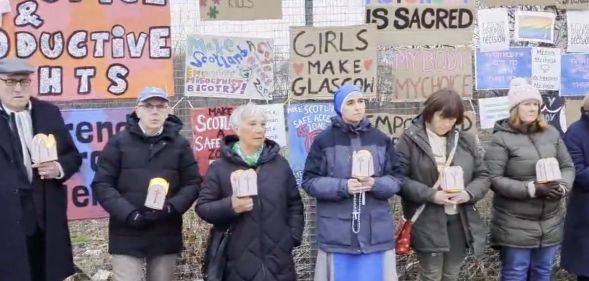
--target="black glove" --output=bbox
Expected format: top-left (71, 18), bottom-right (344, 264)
top-left (534, 182), bottom-right (559, 198)
top-left (546, 186), bottom-right (564, 201)
top-left (144, 203), bottom-right (178, 222)
top-left (126, 210), bottom-right (147, 229)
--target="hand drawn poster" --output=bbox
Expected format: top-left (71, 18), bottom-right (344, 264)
top-left (191, 104), bottom-right (286, 175)
top-left (531, 47), bottom-right (561, 91)
top-left (287, 103), bottom-right (334, 185)
top-left (290, 25), bottom-right (377, 100)
top-left (567, 10), bottom-right (589, 53)
top-left (0, 0), bottom-right (173, 101)
top-left (185, 35), bottom-right (274, 100)
top-left (478, 8), bottom-right (510, 52)
top-left (367, 111), bottom-right (477, 145)
top-left (561, 54), bottom-right (589, 97)
top-left (392, 48), bottom-right (473, 101)
top-left (62, 108), bottom-right (130, 220)
top-left (199, 0), bottom-right (282, 21)
top-left (365, 1), bottom-right (476, 46)
top-left (514, 11), bottom-right (556, 44)
top-left (541, 95), bottom-right (567, 134)
top-left (475, 48), bottom-right (532, 90)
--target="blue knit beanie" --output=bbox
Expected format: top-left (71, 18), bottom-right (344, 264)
top-left (334, 84), bottom-right (362, 116)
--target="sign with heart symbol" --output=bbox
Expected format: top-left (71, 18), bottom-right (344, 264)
top-left (231, 169), bottom-right (258, 198)
top-left (531, 47), bottom-right (561, 91)
top-left (536, 157), bottom-right (562, 183)
top-left (145, 177), bottom-right (170, 210)
top-left (31, 133), bottom-right (58, 165)
top-left (441, 166), bottom-right (465, 194)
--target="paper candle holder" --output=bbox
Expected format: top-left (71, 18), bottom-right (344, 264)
top-left (145, 177), bottom-right (170, 210)
top-left (231, 169), bottom-right (258, 198)
top-left (31, 133), bottom-right (58, 165)
top-left (441, 166), bottom-right (465, 194)
top-left (352, 149), bottom-right (375, 178)
top-left (536, 157), bottom-right (562, 183)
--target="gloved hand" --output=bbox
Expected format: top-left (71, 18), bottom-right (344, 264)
top-left (144, 203), bottom-right (178, 222)
top-left (126, 210), bottom-right (147, 229)
top-left (534, 182), bottom-right (560, 198)
top-left (546, 186), bottom-right (565, 201)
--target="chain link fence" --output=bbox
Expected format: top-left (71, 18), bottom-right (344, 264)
top-left (62, 0), bottom-right (580, 280)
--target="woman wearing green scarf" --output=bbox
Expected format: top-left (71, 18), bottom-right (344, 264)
top-left (196, 103), bottom-right (305, 281)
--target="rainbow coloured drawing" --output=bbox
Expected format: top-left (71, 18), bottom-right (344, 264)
top-left (515, 11), bottom-right (555, 43)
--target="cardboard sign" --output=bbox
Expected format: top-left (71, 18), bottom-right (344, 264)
top-left (536, 158), bottom-right (562, 183)
top-left (144, 177), bottom-right (169, 210)
top-left (392, 48), bottom-right (473, 101)
top-left (366, 1), bottom-right (476, 46)
top-left (231, 169), bottom-right (258, 197)
top-left (200, 0), bottom-right (282, 21)
top-left (441, 166), bottom-right (465, 194)
top-left (352, 150), bottom-right (375, 178)
top-left (31, 133), bottom-right (58, 165)
top-left (289, 25), bottom-right (377, 100)
top-left (478, 8), bottom-right (510, 52)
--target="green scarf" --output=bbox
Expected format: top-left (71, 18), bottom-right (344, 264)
top-left (232, 142), bottom-right (263, 166)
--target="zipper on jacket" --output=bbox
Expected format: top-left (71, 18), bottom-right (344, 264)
top-left (255, 166), bottom-right (267, 280)
top-left (528, 135), bottom-right (546, 247)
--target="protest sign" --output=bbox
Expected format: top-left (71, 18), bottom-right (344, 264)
top-left (475, 48), bottom-right (532, 90)
top-left (367, 111), bottom-right (477, 145)
top-left (561, 54), bottom-right (589, 96)
top-left (478, 8), bottom-right (510, 52)
top-left (478, 96), bottom-right (510, 129)
top-left (62, 108), bottom-right (129, 220)
top-left (365, 1), bottom-right (476, 46)
top-left (531, 47), bottom-right (561, 91)
top-left (290, 25), bottom-right (377, 100)
top-left (185, 35), bottom-right (274, 100)
top-left (567, 10), bottom-right (589, 53)
top-left (199, 0), bottom-right (282, 21)
top-left (481, 0), bottom-right (589, 8)
top-left (191, 104), bottom-right (286, 175)
top-left (542, 95), bottom-right (567, 134)
top-left (1, 0), bottom-right (173, 101)
top-left (514, 11), bottom-right (556, 44)
top-left (287, 103), bottom-right (334, 185)
top-left (392, 48), bottom-right (473, 101)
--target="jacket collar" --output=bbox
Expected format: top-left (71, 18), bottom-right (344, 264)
top-left (404, 114), bottom-right (460, 166)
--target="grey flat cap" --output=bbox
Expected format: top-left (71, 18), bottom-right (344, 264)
top-left (0, 58), bottom-right (35, 75)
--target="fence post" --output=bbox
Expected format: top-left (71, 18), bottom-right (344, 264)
top-left (304, 0), bottom-right (313, 26)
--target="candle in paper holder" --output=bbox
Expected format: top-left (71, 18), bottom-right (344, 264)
top-left (144, 177), bottom-right (169, 210)
top-left (536, 157), bottom-right (562, 183)
top-left (441, 166), bottom-right (465, 194)
top-left (231, 169), bottom-right (258, 198)
top-left (31, 133), bottom-right (58, 165)
top-left (352, 150), bottom-right (375, 178)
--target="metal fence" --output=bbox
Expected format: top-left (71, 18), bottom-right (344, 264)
top-left (63, 0), bottom-right (580, 280)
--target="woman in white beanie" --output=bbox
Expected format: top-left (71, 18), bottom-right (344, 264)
top-left (484, 78), bottom-right (574, 281)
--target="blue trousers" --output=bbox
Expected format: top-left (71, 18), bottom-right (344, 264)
top-left (500, 246), bottom-right (559, 281)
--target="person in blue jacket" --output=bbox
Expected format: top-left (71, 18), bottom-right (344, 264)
top-left (561, 94), bottom-right (589, 281)
top-left (302, 84), bottom-right (403, 281)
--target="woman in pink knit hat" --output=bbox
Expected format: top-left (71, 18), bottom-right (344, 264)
top-left (484, 78), bottom-right (574, 281)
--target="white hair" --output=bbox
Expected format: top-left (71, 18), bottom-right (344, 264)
top-left (229, 102), bottom-right (267, 130)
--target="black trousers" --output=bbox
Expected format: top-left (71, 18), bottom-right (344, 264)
top-left (27, 229), bottom-right (46, 281)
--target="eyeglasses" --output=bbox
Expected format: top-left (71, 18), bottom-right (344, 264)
top-left (138, 103), bottom-right (169, 111)
top-left (0, 78), bottom-right (32, 87)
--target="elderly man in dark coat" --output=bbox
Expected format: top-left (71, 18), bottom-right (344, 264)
top-left (0, 58), bottom-right (82, 281)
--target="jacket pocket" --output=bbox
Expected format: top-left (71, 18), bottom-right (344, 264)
top-left (317, 215), bottom-right (352, 246)
top-left (370, 209), bottom-right (394, 245)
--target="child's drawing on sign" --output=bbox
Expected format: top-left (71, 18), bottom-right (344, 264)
top-left (296, 124), bottom-right (323, 153)
top-left (185, 35), bottom-right (274, 100)
top-left (239, 40), bottom-right (274, 99)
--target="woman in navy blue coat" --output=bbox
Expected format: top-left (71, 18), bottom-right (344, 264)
top-left (562, 96), bottom-right (589, 281)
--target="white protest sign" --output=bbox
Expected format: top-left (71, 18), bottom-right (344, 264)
top-left (478, 8), bottom-right (510, 52)
top-left (532, 47), bottom-right (561, 91)
top-left (258, 104), bottom-right (287, 147)
top-left (479, 96), bottom-right (510, 129)
top-left (567, 10), bottom-right (589, 53)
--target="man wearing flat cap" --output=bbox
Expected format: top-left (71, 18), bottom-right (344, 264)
top-left (92, 87), bottom-right (201, 280)
top-left (0, 58), bottom-right (82, 281)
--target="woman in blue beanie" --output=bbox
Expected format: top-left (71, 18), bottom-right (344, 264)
top-left (302, 84), bottom-right (403, 281)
